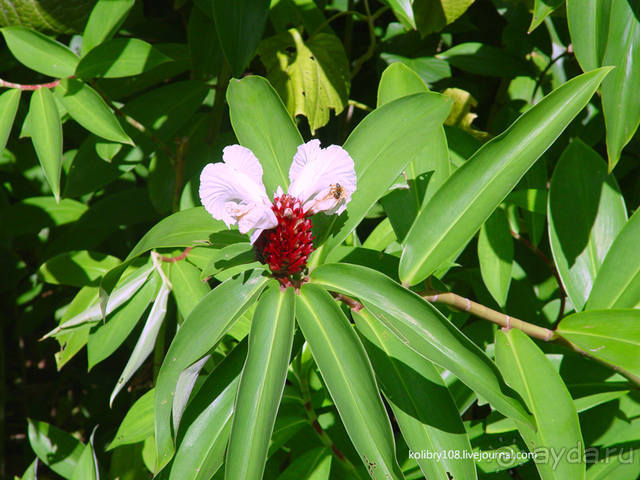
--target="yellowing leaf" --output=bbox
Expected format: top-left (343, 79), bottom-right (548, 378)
top-left (414, 0), bottom-right (476, 35)
top-left (258, 28), bottom-right (349, 133)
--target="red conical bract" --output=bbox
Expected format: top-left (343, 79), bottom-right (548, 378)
top-left (260, 194), bottom-right (315, 287)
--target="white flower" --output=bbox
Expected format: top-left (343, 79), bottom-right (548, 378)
top-left (288, 140), bottom-right (357, 215)
top-left (199, 140), bottom-right (356, 243)
top-left (199, 145), bottom-right (277, 243)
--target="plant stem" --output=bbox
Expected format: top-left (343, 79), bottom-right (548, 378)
top-left (350, 0), bottom-right (376, 79)
top-left (172, 137), bottom-right (190, 212)
top-left (0, 78), bottom-right (61, 90)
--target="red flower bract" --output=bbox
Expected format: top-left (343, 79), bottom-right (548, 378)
top-left (257, 194), bottom-right (315, 287)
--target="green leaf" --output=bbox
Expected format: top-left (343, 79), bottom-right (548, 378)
top-left (39, 250), bottom-right (121, 287)
top-left (277, 447), bottom-right (332, 480)
top-left (82, 0), bottom-right (135, 54)
top-left (17, 458), bottom-right (38, 480)
top-left (212, 0), bottom-right (270, 76)
top-left (566, 0), bottom-right (611, 73)
top-left (599, 0), bottom-right (640, 170)
top-left (0, 89), bottom-right (21, 153)
top-left (226, 285), bottom-right (295, 480)
top-left (548, 140), bottom-right (627, 311)
top-left (76, 38), bottom-right (171, 78)
top-left (108, 389), bottom-right (155, 450)
top-left (88, 277), bottom-right (156, 370)
top-left (557, 310), bottom-right (640, 378)
top-left (587, 208), bottom-right (640, 309)
top-left (319, 92), bottom-right (452, 253)
top-left (377, 63), bottom-right (450, 241)
top-left (495, 329), bottom-right (585, 480)
top-left (413, 0), bottom-right (476, 35)
top-left (171, 341), bottom-right (247, 480)
top-left (354, 308), bottom-right (476, 480)
top-left (54, 78), bottom-right (132, 144)
top-left (385, 0), bottom-right (416, 29)
top-left (200, 243), bottom-right (261, 281)
top-left (437, 42), bottom-right (531, 77)
top-left (478, 209), bottom-right (513, 308)
top-left (506, 188), bottom-right (547, 214)
top-left (154, 271), bottom-right (268, 472)
top-left (27, 419), bottom-right (85, 479)
top-left (0, 197), bottom-right (87, 237)
top-left (226, 75), bottom-right (303, 195)
top-left (296, 284), bottom-right (404, 479)
top-left (111, 277), bottom-right (170, 406)
top-left (0, 26), bottom-right (78, 77)
top-left (71, 441), bottom-right (98, 480)
top-left (529, 0), bottom-right (563, 33)
top-left (258, 28), bottom-right (349, 133)
top-left (311, 263), bottom-right (533, 425)
top-left (168, 260), bottom-right (210, 319)
top-left (400, 67), bottom-right (612, 285)
top-left (29, 87), bottom-right (63, 202)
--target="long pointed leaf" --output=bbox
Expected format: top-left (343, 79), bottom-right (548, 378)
top-left (311, 263), bottom-right (533, 426)
top-left (0, 89), bottom-right (21, 152)
top-left (354, 308), bottom-right (476, 480)
top-left (225, 285), bottom-right (295, 480)
top-left (296, 284), bottom-right (404, 480)
top-left (495, 329), bottom-right (585, 480)
top-left (399, 67), bottom-right (612, 285)
top-left (30, 88), bottom-right (63, 202)
top-left (154, 270), bottom-right (268, 472)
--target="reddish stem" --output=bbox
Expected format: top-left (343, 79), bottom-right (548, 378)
top-left (159, 247), bottom-right (192, 263)
top-left (0, 78), bottom-right (62, 90)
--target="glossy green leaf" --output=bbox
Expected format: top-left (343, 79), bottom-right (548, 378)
top-left (1, 26), bottom-right (78, 77)
top-left (495, 329), bottom-right (585, 480)
top-left (200, 243), bottom-right (261, 281)
top-left (311, 263), bottom-right (533, 425)
top-left (54, 78), bottom-right (132, 144)
top-left (437, 42), bottom-right (531, 77)
top-left (154, 271), bottom-right (268, 472)
top-left (566, 0), bottom-right (611, 73)
top-left (71, 441), bottom-right (98, 480)
top-left (319, 92), bottom-right (452, 253)
top-left (82, 0), bottom-right (135, 54)
top-left (226, 75), bottom-right (303, 195)
top-left (277, 447), bottom-right (331, 480)
top-left (400, 68), bottom-right (612, 285)
top-left (258, 28), bottom-right (349, 132)
top-left (557, 310), bottom-right (640, 378)
top-left (354, 308), bottom-right (476, 480)
top-left (111, 277), bottom-right (169, 406)
top-left (0, 197), bottom-right (87, 237)
top-left (226, 285), bottom-right (295, 480)
top-left (100, 207), bottom-right (229, 297)
top-left (29, 87), bottom-right (63, 202)
top-left (385, 0), bottom-right (415, 29)
top-left (506, 188), bottom-right (547, 214)
top-left (171, 341), bottom-right (247, 480)
top-left (478, 208), bottom-right (513, 308)
top-left (108, 389), bottom-right (155, 450)
top-left (296, 284), bottom-right (404, 480)
top-left (212, 0), bottom-right (270, 76)
top-left (587, 208), bottom-right (640, 309)
top-left (17, 458), bottom-right (38, 480)
top-left (27, 419), bottom-right (85, 478)
top-left (0, 89), bottom-right (21, 153)
top-left (362, 217), bottom-right (396, 251)
top-left (168, 260), bottom-right (210, 319)
top-left (529, 0), bottom-right (563, 33)
top-left (548, 140), bottom-right (627, 311)
top-left (76, 38), bottom-right (171, 78)
top-left (377, 63), bottom-right (450, 241)
top-left (600, 0), bottom-right (640, 170)
top-left (39, 250), bottom-right (121, 287)
top-left (413, 0), bottom-right (476, 35)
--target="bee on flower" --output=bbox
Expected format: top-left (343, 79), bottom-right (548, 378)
top-left (199, 139), bottom-right (356, 287)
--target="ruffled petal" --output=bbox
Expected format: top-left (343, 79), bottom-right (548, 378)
top-left (287, 141), bottom-right (356, 215)
top-left (199, 146), bottom-right (277, 242)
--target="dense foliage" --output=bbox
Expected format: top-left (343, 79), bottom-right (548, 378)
top-left (1, 0), bottom-right (639, 479)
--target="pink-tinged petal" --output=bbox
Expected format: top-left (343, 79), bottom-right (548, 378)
top-left (222, 145), bottom-right (264, 184)
top-left (287, 141), bottom-right (356, 215)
